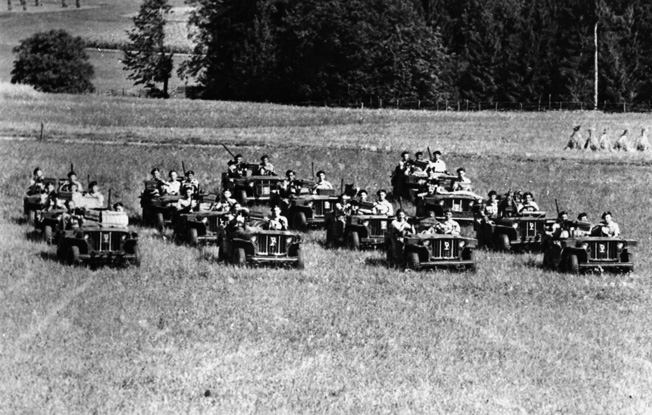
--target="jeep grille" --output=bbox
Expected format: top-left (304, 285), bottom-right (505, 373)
top-left (255, 181), bottom-right (275, 196)
top-left (588, 241), bottom-right (617, 261)
top-left (519, 220), bottom-right (542, 239)
top-left (207, 216), bottom-right (221, 233)
top-left (443, 198), bottom-right (473, 214)
top-left (430, 238), bottom-right (459, 259)
top-left (88, 232), bottom-right (123, 252)
top-left (257, 234), bottom-right (288, 256)
top-left (369, 219), bottom-right (387, 237)
top-left (314, 200), bottom-right (331, 217)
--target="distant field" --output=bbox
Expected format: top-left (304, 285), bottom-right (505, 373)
top-left (0, 0), bottom-right (192, 92)
top-left (1, 88), bottom-right (651, 414)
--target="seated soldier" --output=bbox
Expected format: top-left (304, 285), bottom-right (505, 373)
top-left (60, 200), bottom-right (84, 230)
top-left (44, 189), bottom-right (64, 212)
top-left (184, 170), bottom-right (200, 193)
top-left (212, 188), bottom-right (238, 211)
top-left (332, 194), bottom-right (352, 239)
top-left (30, 167), bottom-right (44, 187)
top-left (573, 212), bottom-right (591, 237)
top-left (435, 209), bottom-right (461, 235)
top-left (391, 209), bottom-right (415, 239)
top-left (226, 160), bottom-right (242, 185)
top-left (417, 210), bottom-right (440, 233)
top-left (352, 189), bottom-right (373, 214)
top-left (391, 151), bottom-right (412, 197)
top-left (484, 190), bottom-right (499, 218)
top-left (519, 192), bottom-right (540, 213)
top-left (64, 171), bottom-right (84, 192)
top-left (28, 177), bottom-right (45, 196)
top-left (451, 168), bottom-right (471, 191)
top-left (258, 155), bottom-right (276, 176)
top-left (233, 154), bottom-right (247, 176)
top-left (372, 189), bottom-right (394, 216)
top-left (417, 182), bottom-right (438, 199)
top-left (172, 186), bottom-right (197, 213)
top-left (113, 202), bottom-right (125, 212)
top-left (266, 205), bottom-right (288, 230)
top-left (162, 170), bottom-right (181, 195)
top-left (411, 152), bottom-right (428, 177)
top-left (85, 181), bottom-right (105, 207)
top-left (281, 170), bottom-right (300, 197)
top-left (549, 211), bottom-right (570, 238)
top-left (312, 170), bottom-right (333, 194)
top-left (593, 211), bottom-right (620, 237)
top-left (226, 207), bottom-right (252, 240)
top-left (427, 150), bottom-right (447, 177)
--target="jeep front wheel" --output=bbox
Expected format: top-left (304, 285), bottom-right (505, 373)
top-left (187, 228), bottom-right (198, 246)
top-left (407, 251), bottom-right (421, 271)
top-left (296, 248), bottom-right (305, 269)
top-left (156, 212), bottom-right (165, 233)
top-left (67, 245), bottom-right (81, 266)
top-left (348, 231), bottom-right (360, 250)
top-left (233, 247), bottom-right (246, 266)
top-left (292, 212), bottom-right (308, 232)
top-left (497, 234), bottom-right (510, 252)
top-left (43, 225), bottom-right (53, 245)
top-left (567, 254), bottom-right (579, 274)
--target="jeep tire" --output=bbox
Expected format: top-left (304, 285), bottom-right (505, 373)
top-left (44, 225), bottom-right (53, 245)
top-left (348, 231), bottom-right (360, 250)
top-left (292, 212), bottom-right (308, 232)
top-left (67, 245), bottom-right (80, 266)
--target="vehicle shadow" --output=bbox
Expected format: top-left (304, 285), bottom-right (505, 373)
top-left (26, 229), bottom-right (44, 243)
top-left (364, 257), bottom-right (390, 268)
top-left (39, 251), bottom-right (60, 264)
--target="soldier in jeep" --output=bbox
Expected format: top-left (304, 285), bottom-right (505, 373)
top-left (258, 155), bottom-right (276, 176)
top-left (519, 192), bottom-right (540, 213)
top-left (373, 189), bottom-right (394, 216)
top-left (266, 205), bottom-right (289, 230)
top-left (390, 209), bottom-right (415, 238)
top-left (172, 186), bottom-right (197, 213)
top-left (436, 210), bottom-right (461, 235)
top-left (61, 200), bottom-right (84, 230)
top-left (595, 211), bottom-right (620, 237)
top-left (85, 181), bottom-right (104, 207)
top-left (312, 170), bottom-right (333, 193)
top-left (63, 171), bottom-right (84, 192)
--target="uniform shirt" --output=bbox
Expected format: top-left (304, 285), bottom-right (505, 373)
top-left (267, 215), bottom-right (288, 230)
top-left (373, 200), bottom-right (394, 216)
top-left (313, 180), bottom-right (333, 193)
top-left (86, 192), bottom-right (105, 207)
top-left (485, 201), bottom-right (499, 217)
top-left (438, 219), bottom-right (461, 235)
top-left (428, 159), bottom-right (447, 174)
top-left (163, 180), bottom-right (181, 195)
top-left (519, 201), bottom-right (539, 212)
top-left (391, 219), bottom-right (414, 236)
top-left (259, 162), bottom-right (275, 176)
top-left (601, 221), bottom-right (620, 237)
top-left (174, 196), bottom-right (197, 212)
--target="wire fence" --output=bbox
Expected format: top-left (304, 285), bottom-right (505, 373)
top-left (95, 87), bottom-right (652, 113)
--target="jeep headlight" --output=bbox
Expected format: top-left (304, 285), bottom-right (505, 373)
top-left (362, 221), bottom-right (369, 227)
top-left (249, 182), bottom-right (255, 187)
top-left (324, 202), bottom-right (331, 209)
top-left (458, 241), bottom-right (466, 248)
top-left (438, 200), bottom-right (445, 206)
top-left (201, 217), bottom-right (208, 224)
top-left (512, 223), bottom-right (519, 229)
top-left (84, 233), bottom-right (90, 240)
top-left (581, 242), bottom-right (589, 250)
top-left (422, 240), bottom-right (430, 247)
top-left (250, 236), bottom-right (257, 244)
top-left (286, 236), bottom-right (294, 244)
top-left (121, 234), bottom-right (127, 241)
top-left (616, 242), bottom-right (624, 250)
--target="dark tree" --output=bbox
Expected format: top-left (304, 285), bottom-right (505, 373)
top-left (11, 29), bottom-right (95, 93)
top-left (122, 0), bottom-right (173, 98)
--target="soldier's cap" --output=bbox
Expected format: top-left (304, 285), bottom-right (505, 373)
top-left (33, 167), bottom-right (41, 175)
top-left (434, 150), bottom-right (442, 155)
top-left (151, 168), bottom-right (160, 175)
top-left (377, 189), bottom-right (387, 195)
top-left (488, 190), bottom-right (497, 197)
top-left (260, 155), bottom-right (269, 161)
top-left (415, 151), bottom-right (423, 157)
top-left (316, 170), bottom-right (326, 176)
top-left (186, 170), bottom-right (195, 176)
top-left (89, 181), bottom-right (98, 188)
top-left (573, 125), bottom-right (581, 131)
top-left (235, 154), bottom-right (243, 159)
top-left (401, 151), bottom-right (410, 157)
top-left (457, 167), bottom-right (466, 173)
top-left (578, 212), bottom-right (588, 220)
top-left (68, 171), bottom-right (76, 178)
top-left (286, 169), bottom-right (295, 176)
top-left (601, 211), bottom-right (612, 219)
top-left (227, 160), bottom-right (236, 166)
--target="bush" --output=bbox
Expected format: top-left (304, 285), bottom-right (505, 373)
top-left (11, 29), bottom-right (95, 94)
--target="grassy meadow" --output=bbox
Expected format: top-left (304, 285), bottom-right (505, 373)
top-left (1, 86), bottom-right (652, 414)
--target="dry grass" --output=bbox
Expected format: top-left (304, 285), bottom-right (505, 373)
top-left (1, 93), bottom-right (652, 414)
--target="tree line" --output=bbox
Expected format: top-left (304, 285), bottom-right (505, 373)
top-left (179, 0), bottom-right (652, 106)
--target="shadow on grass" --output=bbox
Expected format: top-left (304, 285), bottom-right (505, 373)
top-left (26, 229), bottom-right (44, 243)
top-left (39, 251), bottom-right (60, 264)
top-left (364, 257), bottom-right (391, 268)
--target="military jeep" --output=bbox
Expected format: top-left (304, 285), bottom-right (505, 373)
top-left (286, 191), bottom-right (338, 231)
top-left (327, 214), bottom-right (392, 250)
top-left (221, 169), bottom-right (285, 205)
top-left (223, 229), bottom-right (304, 269)
top-left (476, 211), bottom-right (554, 252)
top-left (140, 180), bottom-right (182, 231)
top-left (173, 210), bottom-right (230, 246)
top-left (542, 223), bottom-right (636, 273)
top-left (416, 193), bottom-right (482, 233)
top-left (385, 230), bottom-right (477, 271)
top-left (56, 210), bottom-right (140, 267)
top-left (23, 177), bottom-right (59, 224)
